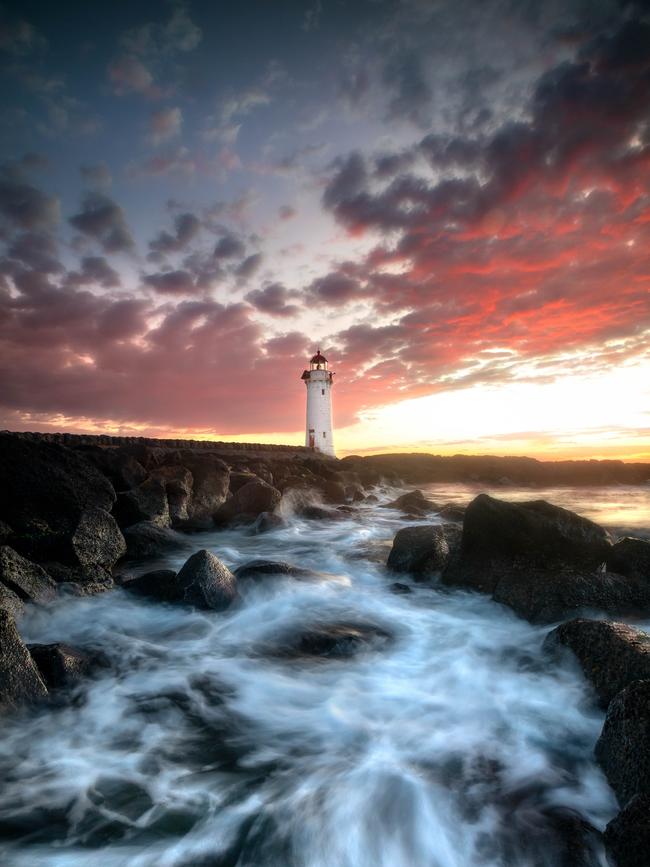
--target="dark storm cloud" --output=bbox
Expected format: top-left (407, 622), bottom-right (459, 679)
top-left (245, 282), bottom-right (300, 317)
top-left (308, 272), bottom-right (362, 306)
top-left (66, 256), bottom-right (121, 289)
top-left (0, 165), bottom-right (59, 231)
top-left (149, 212), bottom-right (201, 256)
top-left (7, 232), bottom-right (62, 273)
top-left (69, 193), bottom-right (134, 253)
top-left (235, 252), bottom-right (263, 280)
top-left (213, 233), bottom-right (246, 259)
top-left (143, 269), bottom-right (197, 295)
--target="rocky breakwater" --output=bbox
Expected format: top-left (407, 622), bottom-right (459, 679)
top-left (385, 490), bottom-right (650, 865)
top-left (0, 431), bottom-right (365, 709)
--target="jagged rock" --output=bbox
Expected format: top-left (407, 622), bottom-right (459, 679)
top-left (443, 494), bottom-right (611, 595)
top-left (251, 511), bottom-right (286, 534)
top-left (269, 621), bottom-right (393, 659)
top-left (121, 569), bottom-right (178, 602)
top-left (56, 579), bottom-right (115, 597)
top-left (595, 679), bottom-right (650, 806)
top-left (317, 479), bottom-right (347, 504)
top-left (233, 560), bottom-right (313, 580)
top-left (384, 489), bottom-right (437, 515)
top-left (150, 465), bottom-right (193, 525)
top-left (0, 584), bottom-right (23, 619)
top-left (122, 522), bottom-right (186, 559)
top-left (544, 619), bottom-right (650, 708)
top-left (438, 503), bottom-right (465, 523)
top-left (607, 538), bottom-right (650, 581)
top-left (79, 446), bottom-right (147, 492)
top-left (604, 794), bottom-right (650, 867)
top-left (297, 504), bottom-right (345, 521)
top-left (438, 494), bottom-right (644, 623)
top-left (214, 479), bottom-right (281, 525)
top-left (174, 550), bottom-right (239, 610)
top-left (0, 546), bottom-right (57, 604)
top-left (390, 582), bottom-right (412, 594)
top-left (387, 525), bottom-right (461, 578)
top-left (229, 471), bottom-right (259, 494)
top-left (69, 508), bottom-right (126, 572)
top-left (177, 453), bottom-right (230, 528)
top-left (0, 434), bottom-right (115, 536)
top-left (28, 643), bottom-right (94, 690)
top-left (0, 610), bottom-right (48, 709)
top-left (113, 478), bottom-right (170, 528)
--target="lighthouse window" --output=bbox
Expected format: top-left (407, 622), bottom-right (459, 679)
top-left (323, 432), bottom-right (326, 438)
top-left (321, 389), bottom-right (325, 395)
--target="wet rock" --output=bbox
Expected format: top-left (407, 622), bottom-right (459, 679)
top-left (177, 453), bottom-right (230, 528)
top-left (28, 642), bottom-right (94, 690)
top-left (390, 582), bottom-right (412, 595)
top-left (595, 679), bottom-right (650, 806)
top-left (214, 479), bottom-right (282, 525)
top-left (122, 522), bottom-right (186, 559)
top-left (234, 560), bottom-right (313, 581)
top-left (444, 494), bottom-right (611, 595)
top-left (79, 446), bottom-right (147, 492)
top-left (121, 569), bottom-right (178, 602)
top-left (69, 508), bottom-right (126, 572)
top-left (270, 621), bottom-right (393, 659)
top-left (229, 470), bottom-right (259, 494)
top-left (56, 579), bottom-right (114, 597)
top-left (387, 525), bottom-right (461, 579)
top-left (251, 511), bottom-right (286, 534)
top-left (544, 619), bottom-right (650, 708)
top-left (150, 465), bottom-right (193, 525)
top-left (317, 478), bottom-right (347, 504)
top-left (113, 478), bottom-right (170, 529)
top-left (0, 434), bottom-right (115, 538)
top-left (174, 550), bottom-right (239, 611)
top-left (607, 537), bottom-right (650, 581)
top-left (0, 584), bottom-right (23, 619)
top-left (438, 503), bottom-right (466, 523)
top-left (439, 494), bottom-right (641, 622)
top-left (604, 794), bottom-right (650, 867)
top-left (0, 610), bottom-right (48, 709)
top-left (0, 546), bottom-right (57, 604)
top-left (298, 504), bottom-right (345, 521)
top-left (384, 489), bottom-right (437, 515)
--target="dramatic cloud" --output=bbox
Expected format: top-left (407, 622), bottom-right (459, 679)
top-left (69, 193), bottom-right (134, 253)
top-left (245, 282), bottom-right (300, 317)
top-left (0, 165), bottom-right (59, 231)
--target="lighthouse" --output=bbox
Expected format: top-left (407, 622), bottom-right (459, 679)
top-left (301, 349), bottom-right (335, 457)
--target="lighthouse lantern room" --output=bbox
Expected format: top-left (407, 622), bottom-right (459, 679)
top-left (301, 349), bottom-right (335, 457)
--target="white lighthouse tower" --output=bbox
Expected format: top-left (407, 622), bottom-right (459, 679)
top-left (301, 349), bottom-right (335, 457)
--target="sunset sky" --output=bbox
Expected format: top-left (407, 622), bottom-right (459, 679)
top-left (0, 0), bottom-right (648, 459)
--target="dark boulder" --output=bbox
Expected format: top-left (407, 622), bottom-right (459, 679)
top-left (68, 508), bottom-right (126, 572)
top-left (251, 511), bottom-right (286, 534)
top-left (214, 479), bottom-right (281, 525)
top-left (0, 546), bottom-right (57, 605)
top-left (0, 434), bottom-right (115, 536)
top-left (150, 465), bottom-right (193, 525)
top-left (0, 610), bottom-right (48, 709)
top-left (122, 522), bottom-right (186, 559)
top-left (438, 503), bottom-right (465, 523)
top-left (121, 569), bottom-right (178, 602)
top-left (0, 584), bottom-right (23, 619)
top-left (234, 560), bottom-right (313, 581)
top-left (439, 494), bottom-right (640, 623)
top-left (387, 525), bottom-right (461, 579)
top-left (604, 794), bottom-right (650, 867)
top-left (28, 643), bottom-right (94, 690)
top-left (544, 619), bottom-right (650, 708)
top-left (390, 582), bottom-right (412, 595)
top-left (174, 550), bottom-right (239, 611)
top-left (228, 471), bottom-right (259, 494)
top-left (607, 538), bottom-right (650, 581)
top-left (444, 494), bottom-right (611, 595)
top-left (595, 679), bottom-right (650, 806)
top-left (384, 489), bottom-right (437, 515)
top-left (113, 478), bottom-right (170, 528)
top-left (176, 452), bottom-right (230, 528)
top-left (317, 478), bottom-right (347, 504)
top-left (79, 446), bottom-right (147, 492)
top-left (297, 504), bottom-right (345, 521)
top-left (269, 621), bottom-right (393, 659)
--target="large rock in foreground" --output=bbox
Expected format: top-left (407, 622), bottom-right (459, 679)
top-left (28, 643), bottom-right (94, 690)
top-left (0, 610), bottom-right (48, 710)
top-left (441, 494), bottom-right (650, 622)
top-left (387, 525), bottom-right (460, 578)
top-left (68, 508), bottom-right (126, 572)
top-left (0, 546), bottom-right (57, 605)
top-left (121, 569), bottom-right (178, 602)
top-left (544, 619), bottom-right (650, 708)
top-left (384, 489), bottom-right (437, 515)
top-left (269, 621), bottom-right (393, 659)
top-left (174, 550), bottom-right (239, 611)
top-left (122, 522), bottom-right (186, 559)
top-left (595, 679), bottom-right (650, 806)
top-left (607, 538), bottom-right (650, 581)
top-left (604, 794), bottom-right (650, 867)
top-left (214, 479), bottom-right (281, 525)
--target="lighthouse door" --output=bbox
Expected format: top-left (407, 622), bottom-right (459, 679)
top-left (308, 429), bottom-right (315, 449)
